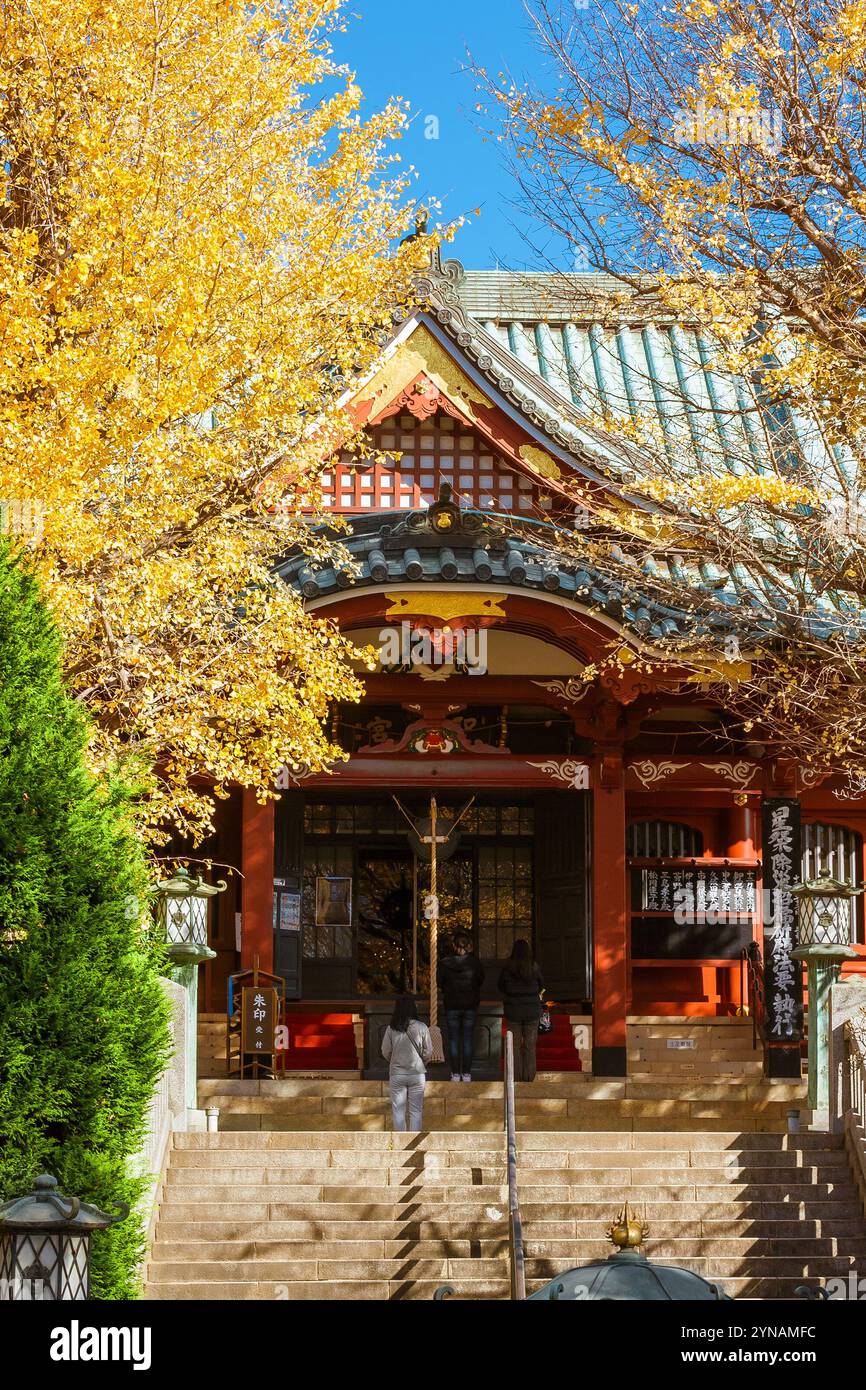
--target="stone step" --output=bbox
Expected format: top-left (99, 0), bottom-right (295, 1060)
top-left (164, 1157), bottom-right (847, 1187)
top-left (525, 1254), bottom-right (860, 1278)
top-left (156, 1196), bottom-right (863, 1226)
top-left (161, 1167), bottom-right (850, 1198)
top-left (150, 1233), bottom-right (866, 1263)
top-left (207, 1100), bottom-right (800, 1122)
top-left (521, 1198), bottom-right (863, 1221)
top-left (212, 1112), bottom-right (796, 1134)
top-left (155, 1219), bottom-right (511, 1241)
top-left (151, 1238), bottom-right (510, 1260)
top-left (145, 1279), bottom-right (508, 1301)
top-left (166, 1166), bottom-right (506, 1186)
top-left (147, 1257), bottom-right (507, 1282)
top-left (525, 1195), bottom-right (861, 1217)
top-left (159, 1183), bottom-right (508, 1204)
top-left (525, 1217), bottom-right (861, 1239)
top-left (157, 1202), bottom-right (512, 1223)
top-left (153, 1211), bottom-right (864, 1243)
top-left (166, 1146), bottom-right (841, 1173)
top-left (522, 1236), bottom-right (866, 1258)
top-left (169, 1149), bottom-right (506, 1169)
top-left (521, 1182), bottom-right (857, 1203)
top-left (172, 1128), bottom-right (840, 1150)
top-left (196, 1078), bottom-right (804, 1101)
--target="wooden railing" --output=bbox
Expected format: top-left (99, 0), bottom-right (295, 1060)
top-left (842, 1017), bottom-right (866, 1217)
top-left (503, 1029), bottom-right (526, 1301)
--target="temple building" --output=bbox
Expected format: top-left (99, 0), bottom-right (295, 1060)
top-left (194, 257), bottom-right (866, 1081)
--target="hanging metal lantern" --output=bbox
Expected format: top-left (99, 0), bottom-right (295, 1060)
top-left (791, 873), bottom-right (864, 950)
top-left (154, 867), bottom-right (225, 963)
top-left (0, 1174), bottom-right (126, 1301)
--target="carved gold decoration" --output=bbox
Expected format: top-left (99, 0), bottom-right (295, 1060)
top-left (384, 591), bottom-right (507, 622)
top-left (629, 759), bottom-right (682, 789)
top-left (700, 760), bottom-right (760, 790)
top-left (528, 759), bottom-right (590, 789)
top-left (275, 764), bottom-right (316, 789)
top-left (799, 767), bottom-right (828, 789)
top-left (518, 442), bottom-right (561, 481)
top-left (532, 677), bottom-right (589, 704)
top-left (356, 323), bottom-right (492, 422)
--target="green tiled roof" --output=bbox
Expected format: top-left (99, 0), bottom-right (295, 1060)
top-left (446, 263), bottom-right (845, 488)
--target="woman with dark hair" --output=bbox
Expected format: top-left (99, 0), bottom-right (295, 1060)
top-left (381, 995), bottom-right (433, 1131)
top-left (437, 930), bottom-right (485, 1082)
top-left (498, 939), bottom-right (545, 1082)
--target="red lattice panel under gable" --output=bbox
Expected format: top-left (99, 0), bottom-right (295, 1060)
top-left (319, 413), bottom-right (550, 516)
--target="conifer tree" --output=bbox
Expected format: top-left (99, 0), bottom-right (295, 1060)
top-left (0, 543), bottom-right (170, 1299)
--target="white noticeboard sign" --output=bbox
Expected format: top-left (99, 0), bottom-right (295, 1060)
top-left (666, 1038), bottom-right (697, 1051)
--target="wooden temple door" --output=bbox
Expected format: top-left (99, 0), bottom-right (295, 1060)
top-left (534, 791), bottom-right (592, 1000)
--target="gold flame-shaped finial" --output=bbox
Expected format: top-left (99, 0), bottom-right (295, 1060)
top-left (605, 1202), bottom-right (649, 1252)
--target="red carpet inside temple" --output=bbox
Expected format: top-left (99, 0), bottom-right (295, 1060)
top-left (279, 1013), bottom-right (359, 1070)
top-left (503, 1013), bottom-right (583, 1072)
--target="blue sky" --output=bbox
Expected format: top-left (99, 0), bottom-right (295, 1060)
top-left (336, 0), bottom-right (557, 270)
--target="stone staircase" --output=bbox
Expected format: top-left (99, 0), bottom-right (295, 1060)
top-left (517, 1130), bottom-right (866, 1299)
top-left (144, 1016), bottom-right (853, 1301)
top-left (145, 1125), bottom-right (866, 1300)
top-left (146, 1130), bottom-right (511, 1300)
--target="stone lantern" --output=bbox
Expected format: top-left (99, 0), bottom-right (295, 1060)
top-left (0, 1174), bottom-right (126, 1301)
top-left (155, 867), bottom-right (226, 1111)
top-left (792, 872), bottom-right (863, 1120)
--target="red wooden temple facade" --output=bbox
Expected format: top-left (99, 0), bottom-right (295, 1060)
top-left (190, 259), bottom-right (866, 1079)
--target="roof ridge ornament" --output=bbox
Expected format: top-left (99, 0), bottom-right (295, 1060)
top-left (395, 482), bottom-right (490, 539)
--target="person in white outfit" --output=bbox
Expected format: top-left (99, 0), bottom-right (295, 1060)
top-left (381, 995), bottom-right (433, 1132)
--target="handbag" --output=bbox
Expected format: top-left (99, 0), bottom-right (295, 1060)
top-left (392, 1024), bottom-right (428, 1070)
top-left (538, 999), bottom-right (553, 1036)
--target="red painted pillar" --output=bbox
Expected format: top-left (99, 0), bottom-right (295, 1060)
top-left (726, 802), bottom-right (758, 1010)
top-left (592, 751), bottom-right (629, 1076)
top-left (241, 789), bottom-right (275, 973)
top-left (726, 804), bottom-right (757, 859)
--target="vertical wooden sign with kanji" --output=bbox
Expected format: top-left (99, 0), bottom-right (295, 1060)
top-left (761, 798), bottom-right (804, 1078)
top-left (241, 986), bottom-right (278, 1076)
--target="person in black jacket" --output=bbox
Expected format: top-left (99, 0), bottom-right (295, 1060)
top-left (437, 931), bottom-right (485, 1081)
top-left (498, 939), bottom-right (545, 1082)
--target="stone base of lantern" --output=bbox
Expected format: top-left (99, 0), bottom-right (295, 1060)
top-left (793, 944), bottom-right (858, 1120)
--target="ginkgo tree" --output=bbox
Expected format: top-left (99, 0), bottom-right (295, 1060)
top-left (0, 0), bottom-right (429, 840)
top-left (483, 0), bottom-right (866, 785)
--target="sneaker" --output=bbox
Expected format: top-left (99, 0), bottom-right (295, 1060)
top-left (450, 1073), bottom-right (461, 1082)
top-left (461, 1073), bottom-right (472, 1083)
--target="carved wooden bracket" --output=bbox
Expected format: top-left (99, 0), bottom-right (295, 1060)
top-left (596, 746), bottom-right (624, 790)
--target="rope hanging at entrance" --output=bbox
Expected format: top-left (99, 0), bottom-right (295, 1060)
top-left (391, 793), bottom-right (475, 1064)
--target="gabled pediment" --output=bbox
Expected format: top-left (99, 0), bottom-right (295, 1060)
top-left (325, 402), bottom-right (558, 516)
top-left (332, 318), bottom-right (623, 520)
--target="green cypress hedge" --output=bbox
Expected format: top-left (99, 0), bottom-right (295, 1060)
top-left (0, 544), bottom-right (170, 1298)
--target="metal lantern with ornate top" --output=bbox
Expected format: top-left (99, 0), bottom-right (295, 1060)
top-left (792, 871), bottom-right (863, 1120)
top-left (791, 872), bottom-right (863, 950)
top-left (0, 1174), bottom-right (126, 1301)
top-left (155, 866), bottom-right (226, 964)
top-left (154, 867), bottom-right (226, 1112)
